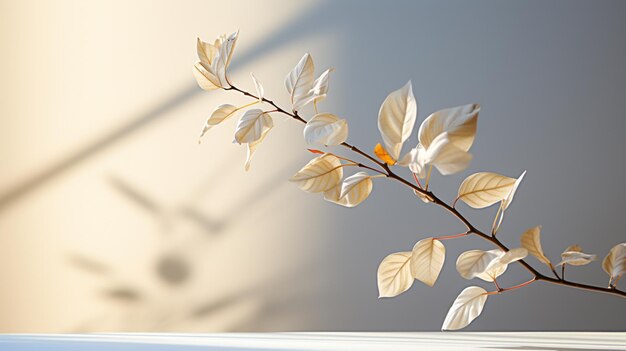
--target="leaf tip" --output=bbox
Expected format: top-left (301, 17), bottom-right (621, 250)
top-left (307, 148), bottom-right (325, 155)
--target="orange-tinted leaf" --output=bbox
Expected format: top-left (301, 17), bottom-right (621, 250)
top-left (374, 143), bottom-right (397, 165)
top-left (307, 148), bottom-right (325, 155)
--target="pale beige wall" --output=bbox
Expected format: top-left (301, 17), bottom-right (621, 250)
top-left (0, 0), bottom-right (335, 332)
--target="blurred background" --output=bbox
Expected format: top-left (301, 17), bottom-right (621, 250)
top-left (0, 0), bottom-right (625, 332)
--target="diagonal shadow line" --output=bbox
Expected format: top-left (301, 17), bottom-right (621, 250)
top-left (0, 0), bottom-right (334, 213)
top-left (0, 85), bottom-right (194, 212)
top-left (108, 176), bottom-right (162, 216)
top-left (106, 158), bottom-right (293, 237)
top-left (67, 254), bottom-right (112, 276)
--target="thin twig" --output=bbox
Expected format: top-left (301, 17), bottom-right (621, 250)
top-left (435, 232), bottom-right (470, 241)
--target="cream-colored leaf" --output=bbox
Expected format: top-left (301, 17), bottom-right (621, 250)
top-left (303, 113), bottom-right (349, 146)
top-left (456, 249), bottom-right (501, 280)
top-left (251, 73), bottom-right (264, 100)
top-left (419, 104), bottom-right (480, 152)
top-left (410, 237), bottom-right (445, 287)
top-left (424, 133), bottom-right (473, 175)
top-left (192, 61), bottom-right (221, 90)
top-left (377, 81), bottom-right (417, 160)
top-left (475, 263), bottom-right (507, 282)
top-left (457, 172), bottom-right (517, 209)
top-left (413, 189), bottom-right (434, 203)
top-left (502, 171), bottom-right (526, 210)
top-left (558, 248), bottom-right (596, 266)
top-left (497, 247), bottom-right (528, 266)
top-left (197, 37), bottom-right (218, 66)
top-left (285, 53), bottom-right (315, 108)
top-left (377, 251), bottom-right (414, 298)
top-left (338, 172), bottom-right (373, 207)
top-left (442, 286), bottom-right (488, 331)
top-left (234, 109), bottom-right (273, 144)
top-left (244, 125), bottom-right (272, 171)
top-left (565, 245), bottom-right (582, 253)
top-left (322, 183), bottom-right (350, 207)
top-left (602, 243), bottom-right (626, 283)
top-left (520, 226), bottom-right (552, 266)
top-left (290, 154), bottom-right (343, 193)
top-left (482, 247), bottom-right (527, 281)
top-left (199, 104), bottom-right (238, 139)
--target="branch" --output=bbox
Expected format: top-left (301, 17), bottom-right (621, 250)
top-left (223, 84), bottom-right (626, 299)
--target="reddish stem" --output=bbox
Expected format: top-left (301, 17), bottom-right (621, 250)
top-left (434, 232), bottom-right (469, 241)
top-left (493, 279), bottom-right (502, 291)
top-left (412, 173), bottom-right (423, 188)
top-left (487, 278), bottom-right (536, 295)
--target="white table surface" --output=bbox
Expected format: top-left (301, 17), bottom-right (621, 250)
top-left (1, 333), bottom-right (625, 351)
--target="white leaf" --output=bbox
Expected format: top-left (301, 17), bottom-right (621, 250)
top-left (210, 31), bottom-right (238, 87)
top-left (303, 113), bottom-right (349, 146)
top-left (603, 243), bottom-right (626, 283)
top-left (221, 31), bottom-right (239, 69)
top-left (290, 154), bottom-right (343, 193)
top-left (442, 286), bottom-right (488, 331)
top-left (199, 104), bottom-right (238, 139)
top-left (244, 126), bottom-right (272, 171)
top-left (456, 249), bottom-right (502, 280)
top-left (338, 172), bottom-right (373, 207)
top-left (423, 133), bottom-right (473, 175)
top-left (520, 226), bottom-right (552, 267)
top-left (502, 171), bottom-right (526, 210)
top-left (558, 249), bottom-right (596, 266)
top-left (399, 144), bottom-right (427, 177)
top-left (419, 104), bottom-right (480, 152)
top-left (234, 109), bottom-right (273, 144)
top-left (396, 147), bottom-right (416, 167)
top-left (293, 68), bottom-right (334, 111)
top-left (310, 68), bottom-right (333, 103)
top-left (457, 172), bottom-right (517, 209)
top-left (410, 237), bottom-right (445, 287)
top-left (482, 247), bottom-right (527, 281)
top-left (377, 251), bottom-right (414, 298)
top-left (193, 61), bottom-right (221, 90)
top-left (285, 53), bottom-right (315, 109)
top-left (211, 42), bottom-right (227, 87)
top-left (251, 73), bottom-right (264, 100)
top-left (377, 81), bottom-right (417, 160)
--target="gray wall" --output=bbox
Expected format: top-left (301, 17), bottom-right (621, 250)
top-left (281, 0), bottom-right (626, 331)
